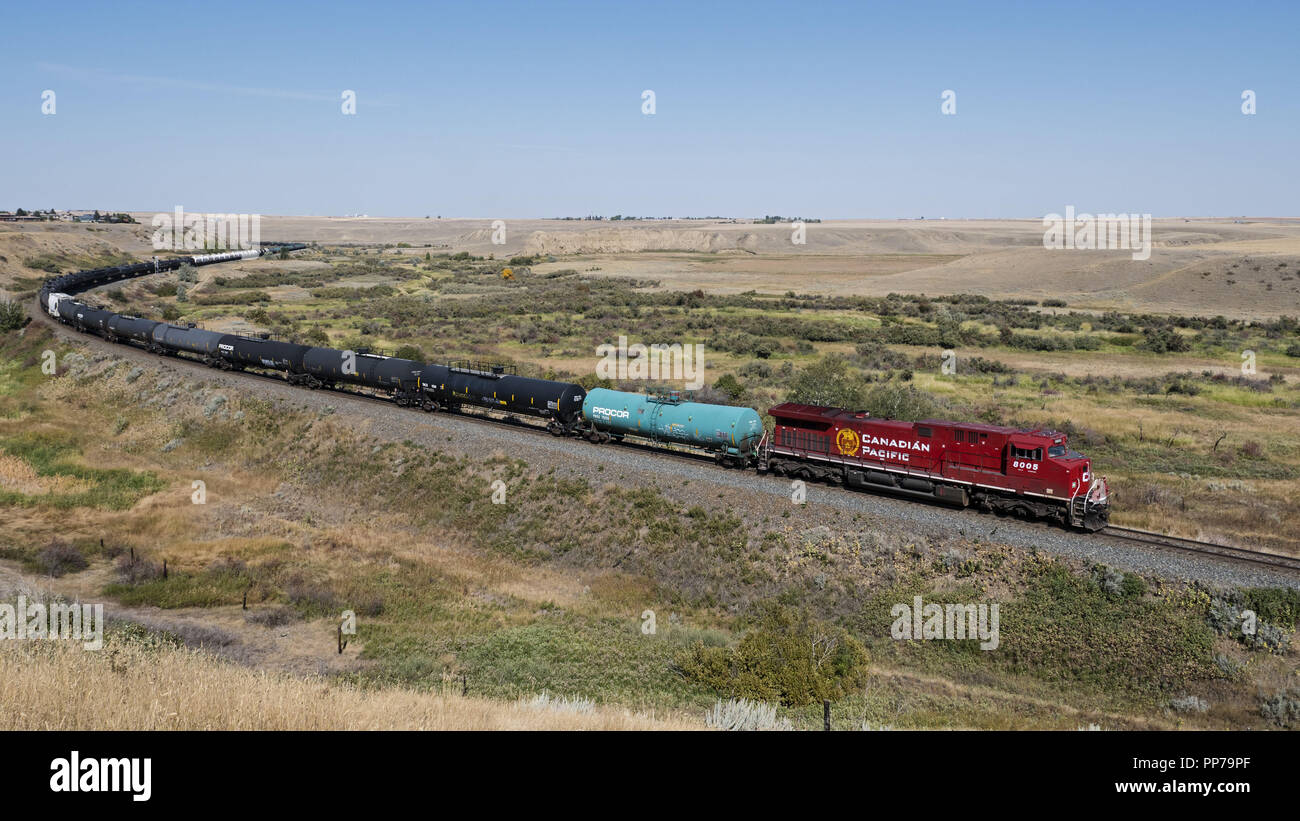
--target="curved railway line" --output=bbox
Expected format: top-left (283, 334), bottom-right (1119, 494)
top-left (25, 244), bottom-right (1300, 580)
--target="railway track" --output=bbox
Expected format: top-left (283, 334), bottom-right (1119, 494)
top-left (1102, 526), bottom-right (1300, 574)
top-left (30, 294), bottom-right (1300, 581)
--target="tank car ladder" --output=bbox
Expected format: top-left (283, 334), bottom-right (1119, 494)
top-left (755, 431), bottom-right (771, 471)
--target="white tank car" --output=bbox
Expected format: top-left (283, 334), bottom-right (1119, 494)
top-left (190, 249), bottom-right (263, 265)
top-left (46, 292), bottom-right (73, 318)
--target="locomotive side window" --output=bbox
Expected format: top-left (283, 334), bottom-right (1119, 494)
top-left (917, 426), bottom-right (932, 438)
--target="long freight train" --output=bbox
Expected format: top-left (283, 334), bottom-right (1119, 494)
top-left (35, 247), bottom-right (1110, 530)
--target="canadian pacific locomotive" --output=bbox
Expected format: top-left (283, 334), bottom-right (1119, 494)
top-left (36, 248), bottom-right (1110, 530)
top-left (766, 403), bottom-right (1109, 530)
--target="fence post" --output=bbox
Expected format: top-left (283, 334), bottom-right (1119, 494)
top-left (824, 700), bottom-right (831, 731)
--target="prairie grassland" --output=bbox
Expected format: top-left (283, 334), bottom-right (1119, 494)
top-left (2, 322), bottom-right (1298, 731)
top-left (0, 633), bottom-right (700, 731)
top-left (4, 230), bottom-right (1300, 730)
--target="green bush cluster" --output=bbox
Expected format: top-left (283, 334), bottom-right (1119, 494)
top-left (0, 299), bottom-right (28, 332)
top-left (674, 603), bottom-right (869, 707)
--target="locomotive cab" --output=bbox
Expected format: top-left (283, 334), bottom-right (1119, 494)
top-left (1043, 435), bottom-right (1092, 496)
top-left (1043, 434), bottom-right (1110, 531)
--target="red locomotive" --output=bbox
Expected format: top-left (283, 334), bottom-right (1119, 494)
top-left (764, 403), bottom-right (1110, 530)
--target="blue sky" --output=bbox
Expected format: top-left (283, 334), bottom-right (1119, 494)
top-left (2, 0), bottom-right (1296, 218)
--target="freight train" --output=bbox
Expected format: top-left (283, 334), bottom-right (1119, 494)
top-left (766, 403), bottom-right (1110, 530)
top-left (35, 247), bottom-right (1110, 530)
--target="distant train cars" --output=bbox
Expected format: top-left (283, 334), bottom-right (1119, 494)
top-left (39, 247), bottom-right (1111, 531)
top-left (766, 402), bottom-right (1110, 530)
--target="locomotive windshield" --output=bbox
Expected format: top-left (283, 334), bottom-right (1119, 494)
top-left (1048, 445), bottom-right (1067, 457)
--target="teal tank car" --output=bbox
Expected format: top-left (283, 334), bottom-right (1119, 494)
top-left (582, 388), bottom-right (765, 466)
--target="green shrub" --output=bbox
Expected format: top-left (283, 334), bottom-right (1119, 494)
top-left (1139, 326), bottom-right (1191, 354)
top-left (674, 603), bottom-right (869, 707)
top-left (713, 373), bottom-right (746, 402)
top-left (861, 382), bottom-right (942, 421)
top-left (394, 344), bottom-right (426, 362)
top-left (0, 299), bottom-right (27, 332)
top-left (786, 355), bottom-right (867, 409)
top-left (1240, 588), bottom-right (1300, 630)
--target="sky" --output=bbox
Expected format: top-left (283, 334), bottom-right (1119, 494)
top-left (2, 0), bottom-right (1297, 219)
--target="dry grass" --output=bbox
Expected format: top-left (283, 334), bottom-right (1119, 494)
top-left (0, 452), bottom-right (90, 495)
top-left (8, 217), bottom-right (1300, 318)
top-left (0, 638), bottom-right (702, 731)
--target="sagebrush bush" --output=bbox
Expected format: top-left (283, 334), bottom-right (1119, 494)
top-left (285, 576), bottom-right (339, 613)
top-left (705, 698), bottom-right (793, 731)
top-left (1169, 695), bottom-right (1209, 713)
top-left (31, 540), bottom-right (89, 577)
top-left (1259, 688), bottom-right (1300, 728)
top-left (245, 606), bottom-right (295, 628)
top-left (519, 692), bottom-right (594, 714)
top-left (1207, 596), bottom-right (1290, 653)
top-left (115, 552), bottom-right (164, 583)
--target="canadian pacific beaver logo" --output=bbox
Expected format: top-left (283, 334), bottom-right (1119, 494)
top-left (836, 428), bottom-right (859, 456)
